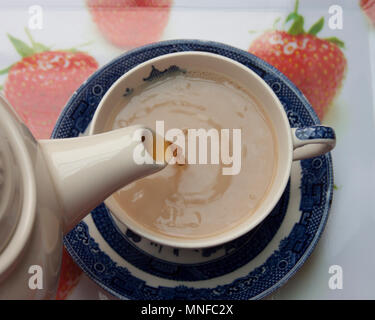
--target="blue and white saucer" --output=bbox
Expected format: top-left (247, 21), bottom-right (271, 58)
top-left (52, 40), bottom-right (333, 300)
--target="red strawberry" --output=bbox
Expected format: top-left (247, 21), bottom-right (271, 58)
top-left (1, 29), bottom-right (98, 139)
top-left (56, 248), bottom-right (82, 300)
top-left (86, 0), bottom-right (172, 48)
top-left (248, 0), bottom-right (347, 120)
top-left (361, 0), bottom-right (375, 25)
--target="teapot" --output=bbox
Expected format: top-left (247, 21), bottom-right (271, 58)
top-left (0, 95), bottom-right (166, 299)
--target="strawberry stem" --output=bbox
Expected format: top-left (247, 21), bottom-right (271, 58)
top-left (25, 27), bottom-right (37, 49)
top-left (294, 0), bottom-right (299, 13)
top-left (288, 16), bottom-right (304, 35)
top-left (24, 27), bottom-right (50, 53)
top-left (272, 17), bottom-right (282, 29)
top-left (286, 0), bottom-right (305, 35)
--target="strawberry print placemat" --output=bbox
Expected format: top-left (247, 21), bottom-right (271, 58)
top-left (0, 0), bottom-right (374, 299)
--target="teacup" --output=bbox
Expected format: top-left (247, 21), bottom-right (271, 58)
top-left (90, 51), bottom-right (335, 248)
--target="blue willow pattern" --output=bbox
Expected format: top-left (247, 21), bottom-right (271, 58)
top-left (54, 40), bottom-right (333, 300)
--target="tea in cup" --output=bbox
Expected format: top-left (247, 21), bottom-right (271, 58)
top-left (90, 52), bottom-right (335, 248)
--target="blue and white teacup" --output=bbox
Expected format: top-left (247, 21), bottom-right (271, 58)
top-left (90, 51), bottom-right (336, 249)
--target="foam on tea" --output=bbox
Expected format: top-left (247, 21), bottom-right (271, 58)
top-left (104, 70), bottom-right (278, 239)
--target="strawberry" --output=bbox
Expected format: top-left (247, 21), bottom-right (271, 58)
top-left (0, 29), bottom-right (98, 139)
top-left (248, 0), bottom-right (347, 120)
top-left (55, 248), bottom-right (82, 300)
top-left (86, 0), bottom-right (172, 48)
top-left (361, 0), bottom-right (375, 26)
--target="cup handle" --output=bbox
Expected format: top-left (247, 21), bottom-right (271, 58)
top-left (291, 125), bottom-right (336, 161)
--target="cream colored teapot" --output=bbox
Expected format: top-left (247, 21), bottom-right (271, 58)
top-left (0, 95), bottom-right (165, 299)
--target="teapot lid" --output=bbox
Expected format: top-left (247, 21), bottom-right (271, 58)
top-left (0, 97), bottom-right (36, 263)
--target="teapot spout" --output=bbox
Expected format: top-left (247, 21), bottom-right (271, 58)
top-left (39, 126), bottom-right (166, 234)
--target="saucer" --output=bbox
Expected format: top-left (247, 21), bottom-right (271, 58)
top-left (52, 40), bottom-right (333, 300)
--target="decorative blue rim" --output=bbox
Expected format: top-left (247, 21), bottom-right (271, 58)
top-left (53, 40), bottom-right (333, 300)
top-left (82, 183), bottom-right (289, 282)
top-left (295, 126), bottom-right (336, 140)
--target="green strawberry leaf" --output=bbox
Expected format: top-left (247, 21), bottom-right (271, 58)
top-left (33, 42), bottom-right (50, 52)
top-left (288, 15), bottom-right (305, 35)
top-left (308, 17), bottom-right (324, 35)
top-left (58, 41), bottom-right (93, 54)
top-left (7, 34), bottom-right (34, 57)
top-left (285, 12), bottom-right (300, 23)
top-left (272, 17), bottom-right (282, 29)
top-left (0, 85), bottom-right (3, 91)
top-left (325, 37), bottom-right (345, 48)
top-left (0, 65), bottom-right (12, 75)
top-left (24, 28), bottom-right (50, 53)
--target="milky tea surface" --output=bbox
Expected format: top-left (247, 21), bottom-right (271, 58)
top-left (104, 70), bottom-right (277, 239)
